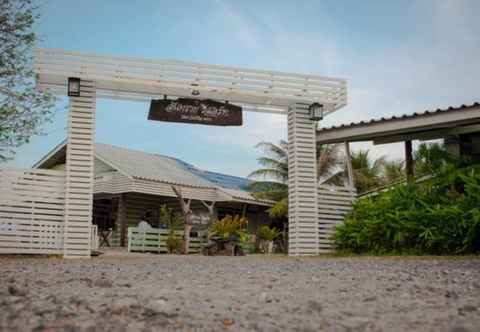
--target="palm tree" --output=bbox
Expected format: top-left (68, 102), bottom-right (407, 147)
top-left (383, 159), bottom-right (405, 184)
top-left (248, 141), bottom-right (289, 218)
top-left (317, 144), bottom-right (341, 181)
top-left (349, 150), bottom-right (384, 193)
top-left (413, 142), bottom-right (456, 176)
top-left (248, 140), bottom-right (341, 218)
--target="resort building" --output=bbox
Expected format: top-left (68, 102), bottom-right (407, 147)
top-left (34, 142), bottom-right (274, 247)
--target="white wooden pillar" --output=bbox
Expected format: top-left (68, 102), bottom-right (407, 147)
top-left (64, 80), bottom-right (96, 258)
top-left (287, 103), bottom-right (319, 256)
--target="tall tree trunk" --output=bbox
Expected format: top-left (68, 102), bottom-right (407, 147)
top-left (171, 186), bottom-right (193, 254)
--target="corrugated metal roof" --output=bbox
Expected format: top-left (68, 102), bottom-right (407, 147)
top-left (95, 143), bottom-right (214, 188)
top-left (173, 159), bottom-right (251, 190)
top-left (318, 102), bottom-right (480, 133)
top-left (219, 188), bottom-right (263, 203)
top-left (93, 144), bottom-right (274, 205)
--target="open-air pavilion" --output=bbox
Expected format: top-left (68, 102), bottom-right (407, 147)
top-left (0, 48), bottom-right (351, 258)
top-left (317, 102), bottom-right (480, 180)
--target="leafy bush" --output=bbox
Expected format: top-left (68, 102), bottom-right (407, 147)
top-left (334, 166), bottom-right (480, 255)
top-left (256, 225), bottom-right (281, 241)
top-left (209, 215), bottom-right (248, 240)
top-left (238, 232), bottom-right (256, 254)
top-left (166, 236), bottom-right (183, 254)
top-left (159, 205), bottom-right (184, 254)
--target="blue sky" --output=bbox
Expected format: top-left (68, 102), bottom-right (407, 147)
top-left (6, 0), bottom-right (480, 177)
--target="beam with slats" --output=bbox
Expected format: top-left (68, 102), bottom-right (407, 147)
top-left (34, 49), bottom-right (346, 114)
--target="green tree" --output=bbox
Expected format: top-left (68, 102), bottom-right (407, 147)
top-left (317, 143), bottom-right (341, 181)
top-left (414, 142), bottom-right (453, 176)
top-left (248, 141), bottom-right (341, 218)
top-left (349, 150), bottom-right (384, 193)
top-left (383, 159), bottom-right (405, 184)
top-left (248, 141), bottom-right (289, 218)
top-left (0, 0), bottom-right (55, 161)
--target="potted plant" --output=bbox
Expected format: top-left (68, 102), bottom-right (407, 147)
top-left (256, 225), bottom-right (280, 254)
top-left (203, 215), bottom-right (248, 256)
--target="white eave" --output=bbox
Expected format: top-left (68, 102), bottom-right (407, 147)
top-left (317, 103), bottom-right (480, 145)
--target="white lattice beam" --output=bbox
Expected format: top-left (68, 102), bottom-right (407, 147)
top-left (34, 49), bottom-right (346, 113)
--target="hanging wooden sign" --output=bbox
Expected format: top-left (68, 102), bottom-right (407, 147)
top-left (148, 98), bottom-right (243, 126)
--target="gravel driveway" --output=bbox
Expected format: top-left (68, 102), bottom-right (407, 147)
top-left (0, 254), bottom-right (479, 331)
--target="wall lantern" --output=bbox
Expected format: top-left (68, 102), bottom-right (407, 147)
top-left (67, 77), bottom-right (81, 97)
top-left (309, 102), bottom-right (324, 121)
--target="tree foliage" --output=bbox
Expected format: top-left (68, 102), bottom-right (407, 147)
top-left (0, 0), bottom-right (55, 161)
top-left (248, 141), bottom-right (289, 217)
top-left (248, 140), bottom-right (341, 218)
top-left (382, 159), bottom-right (405, 184)
top-left (413, 142), bottom-right (469, 176)
top-left (316, 143), bottom-right (341, 181)
top-left (334, 165), bottom-right (480, 255)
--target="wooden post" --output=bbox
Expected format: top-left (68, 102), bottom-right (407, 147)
top-left (241, 204), bottom-right (247, 217)
top-left (405, 140), bottom-right (414, 179)
top-left (118, 194), bottom-right (127, 247)
top-left (171, 186), bottom-right (193, 254)
top-left (344, 141), bottom-right (354, 189)
top-left (200, 200), bottom-right (217, 227)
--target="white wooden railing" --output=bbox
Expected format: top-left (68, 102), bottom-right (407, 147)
top-left (0, 168), bottom-right (101, 255)
top-left (127, 227), bottom-right (206, 254)
top-left (0, 168), bottom-right (66, 254)
top-left (317, 184), bottom-right (356, 253)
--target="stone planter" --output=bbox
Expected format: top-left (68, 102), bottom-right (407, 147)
top-left (259, 240), bottom-right (274, 254)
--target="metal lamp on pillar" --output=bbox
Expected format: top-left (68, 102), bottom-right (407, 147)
top-left (67, 77), bottom-right (81, 97)
top-left (309, 102), bottom-right (324, 121)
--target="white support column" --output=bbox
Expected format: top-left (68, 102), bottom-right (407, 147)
top-left (64, 80), bottom-right (96, 258)
top-left (287, 103), bottom-right (319, 256)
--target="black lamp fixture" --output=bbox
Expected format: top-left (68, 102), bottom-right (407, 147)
top-left (309, 102), bottom-right (324, 121)
top-left (67, 77), bottom-right (81, 97)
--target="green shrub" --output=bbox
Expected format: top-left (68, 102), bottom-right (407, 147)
top-left (208, 215), bottom-right (248, 239)
top-left (159, 204), bottom-right (184, 254)
top-left (238, 232), bottom-right (256, 254)
top-left (256, 225), bottom-right (281, 241)
top-left (334, 166), bottom-right (480, 255)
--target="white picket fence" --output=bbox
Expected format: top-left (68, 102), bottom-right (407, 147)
top-left (317, 184), bottom-right (356, 253)
top-left (127, 227), bottom-right (206, 254)
top-left (0, 169), bottom-right (66, 254)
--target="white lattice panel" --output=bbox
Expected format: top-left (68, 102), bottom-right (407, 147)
top-left (317, 184), bottom-right (356, 253)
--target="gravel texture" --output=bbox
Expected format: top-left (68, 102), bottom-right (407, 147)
top-left (0, 254), bottom-right (479, 331)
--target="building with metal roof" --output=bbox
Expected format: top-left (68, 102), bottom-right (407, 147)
top-left (317, 102), bottom-right (480, 182)
top-left (34, 142), bottom-right (274, 247)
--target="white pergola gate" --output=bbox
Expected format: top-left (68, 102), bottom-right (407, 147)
top-left (33, 48), bottom-right (347, 258)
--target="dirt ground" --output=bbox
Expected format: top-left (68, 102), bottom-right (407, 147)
top-left (0, 253), bottom-right (479, 332)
